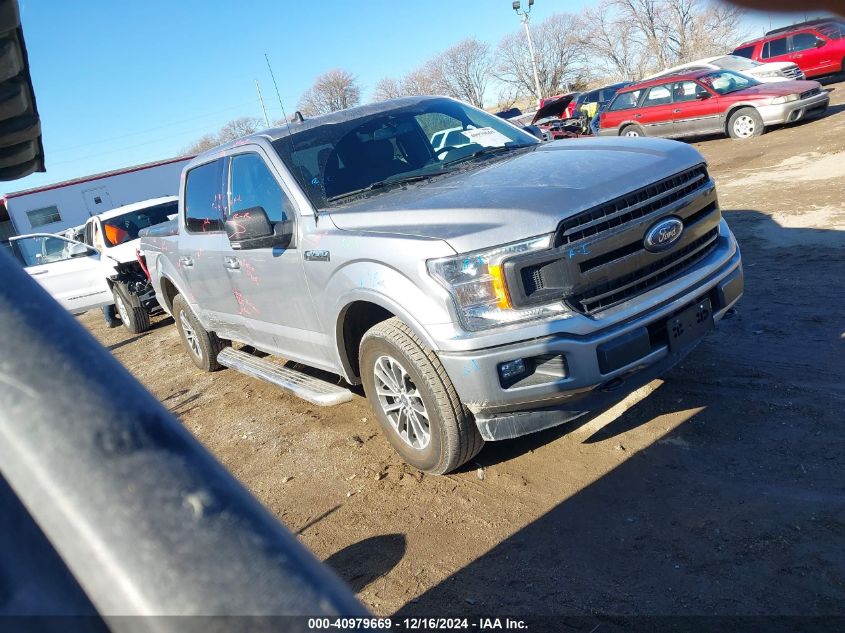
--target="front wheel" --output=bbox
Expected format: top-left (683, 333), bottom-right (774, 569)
top-left (359, 317), bottom-right (484, 474)
top-left (728, 107), bottom-right (764, 139)
top-left (113, 284), bottom-right (150, 334)
top-left (620, 123), bottom-right (645, 137)
top-left (172, 294), bottom-right (229, 371)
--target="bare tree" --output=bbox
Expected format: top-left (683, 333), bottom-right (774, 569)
top-left (582, 0), bottom-right (647, 81)
top-left (182, 116), bottom-right (264, 155)
top-left (298, 68), bottom-right (361, 116)
top-left (431, 38), bottom-right (493, 107)
top-left (402, 61), bottom-right (449, 96)
top-left (218, 116), bottom-right (263, 141)
top-left (372, 77), bottom-right (404, 102)
top-left (496, 13), bottom-right (588, 101)
top-left (605, 0), bottom-right (748, 73)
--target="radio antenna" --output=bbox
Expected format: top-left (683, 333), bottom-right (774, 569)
top-left (265, 53), bottom-right (292, 135)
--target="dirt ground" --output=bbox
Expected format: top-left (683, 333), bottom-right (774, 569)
top-left (81, 80), bottom-right (845, 622)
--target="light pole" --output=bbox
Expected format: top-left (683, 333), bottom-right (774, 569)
top-left (512, 0), bottom-right (543, 106)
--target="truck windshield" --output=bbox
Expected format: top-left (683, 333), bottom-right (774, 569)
top-left (102, 200), bottom-right (178, 247)
top-left (271, 97), bottom-right (538, 208)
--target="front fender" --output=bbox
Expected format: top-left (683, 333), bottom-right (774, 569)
top-left (324, 261), bottom-right (454, 381)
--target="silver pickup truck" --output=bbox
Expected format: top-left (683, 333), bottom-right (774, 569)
top-left (139, 96), bottom-right (743, 474)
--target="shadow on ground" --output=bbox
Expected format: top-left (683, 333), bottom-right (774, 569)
top-left (401, 211), bottom-right (845, 622)
top-left (325, 534), bottom-right (406, 593)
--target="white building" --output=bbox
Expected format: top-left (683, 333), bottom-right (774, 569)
top-left (0, 155), bottom-right (193, 243)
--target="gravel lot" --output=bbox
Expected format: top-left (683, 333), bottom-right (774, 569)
top-left (81, 79), bottom-right (845, 621)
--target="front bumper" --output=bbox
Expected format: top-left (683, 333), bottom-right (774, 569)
top-left (757, 91), bottom-right (829, 125)
top-left (437, 226), bottom-right (743, 441)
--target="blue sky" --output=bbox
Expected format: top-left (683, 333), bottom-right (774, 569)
top-left (11, 0), bottom-right (812, 193)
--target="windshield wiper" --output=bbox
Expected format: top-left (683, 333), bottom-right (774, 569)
top-left (444, 144), bottom-right (533, 166)
top-left (327, 170), bottom-right (452, 202)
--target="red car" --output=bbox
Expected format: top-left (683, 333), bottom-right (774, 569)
top-left (732, 19), bottom-right (845, 78)
top-left (598, 69), bottom-right (829, 140)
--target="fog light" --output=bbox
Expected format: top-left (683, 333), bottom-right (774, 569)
top-left (498, 358), bottom-right (527, 382)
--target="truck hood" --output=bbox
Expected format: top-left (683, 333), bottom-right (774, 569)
top-left (327, 138), bottom-right (706, 254)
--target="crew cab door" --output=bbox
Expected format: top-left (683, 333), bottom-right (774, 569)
top-left (223, 148), bottom-right (327, 367)
top-left (9, 234), bottom-right (112, 314)
top-left (178, 158), bottom-right (244, 340)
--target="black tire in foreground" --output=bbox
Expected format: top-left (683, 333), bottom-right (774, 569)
top-left (728, 107), bottom-right (764, 139)
top-left (112, 284), bottom-right (150, 334)
top-left (359, 317), bottom-right (484, 474)
top-left (172, 294), bottom-right (229, 372)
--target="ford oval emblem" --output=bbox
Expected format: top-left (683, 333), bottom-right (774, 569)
top-left (644, 217), bottom-right (684, 252)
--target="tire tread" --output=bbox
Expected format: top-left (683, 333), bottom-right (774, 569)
top-left (362, 317), bottom-right (483, 474)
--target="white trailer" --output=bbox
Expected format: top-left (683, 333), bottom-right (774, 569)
top-left (0, 155), bottom-right (193, 242)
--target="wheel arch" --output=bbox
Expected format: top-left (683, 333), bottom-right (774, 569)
top-left (335, 293), bottom-right (440, 384)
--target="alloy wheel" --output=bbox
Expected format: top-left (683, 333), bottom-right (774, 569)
top-left (179, 311), bottom-right (203, 360)
top-left (373, 355), bottom-right (431, 450)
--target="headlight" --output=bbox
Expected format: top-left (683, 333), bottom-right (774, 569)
top-left (771, 93), bottom-right (800, 104)
top-left (427, 235), bottom-right (572, 331)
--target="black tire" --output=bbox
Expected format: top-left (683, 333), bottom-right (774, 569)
top-left (359, 317), bottom-right (484, 474)
top-left (172, 294), bottom-right (229, 372)
top-left (727, 107), bottom-right (764, 139)
top-left (112, 284), bottom-right (150, 334)
top-left (101, 304), bottom-right (120, 328)
top-left (620, 123), bottom-right (645, 137)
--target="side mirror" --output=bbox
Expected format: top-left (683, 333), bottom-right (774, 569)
top-left (224, 206), bottom-right (294, 250)
top-left (69, 242), bottom-right (96, 258)
top-left (815, 38), bottom-right (826, 48)
top-left (696, 92), bottom-right (712, 100)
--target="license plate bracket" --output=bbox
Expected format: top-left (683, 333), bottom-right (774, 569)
top-left (667, 297), bottom-right (714, 353)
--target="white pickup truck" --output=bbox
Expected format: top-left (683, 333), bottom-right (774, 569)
top-left (9, 196), bottom-right (178, 332)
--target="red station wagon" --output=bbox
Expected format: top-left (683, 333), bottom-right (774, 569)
top-left (598, 69), bottom-right (829, 140)
top-left (732, 20), bottom-right (845, 78)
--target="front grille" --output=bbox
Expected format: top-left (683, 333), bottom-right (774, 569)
top-left (555, 165), bottom-right (709, 246)
top-left (510, 164), bottom-right (722, 315)
top-left (570, 227), bottom-right (720, 314)
top-left (784, 67), bottom-right (803, 79)
top-left (800, 87), bottom-right (821, 99)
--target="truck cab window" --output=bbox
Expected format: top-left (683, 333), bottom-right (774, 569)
top-left (229, 153), bottom-right (292, 222)
top-left (184, 159), bottom-right (226, 233)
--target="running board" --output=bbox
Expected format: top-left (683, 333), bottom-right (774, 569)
top-left (217, 348), bottom-right (354, 406)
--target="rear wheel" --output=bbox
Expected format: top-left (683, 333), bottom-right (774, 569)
top-left (113, 284), bottom-right (150, 334)
top-left (728, 107), bottom-right (764, 139)
top-left (359, 317), bottom-right (483, 474)
top-left (172, 294), bottom-right (229, 371)
top-left (620, 123), bottom-right (645, 137)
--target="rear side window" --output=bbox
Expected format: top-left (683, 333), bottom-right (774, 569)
top-left (762, 37), bottom-right (788, 58)
top-left (229, 153), bottom-right (294, 223)
top-left (816, 24), bottom-right (843, 40)
top-left (184, 159), bottom-right (226, 233)
top-left (642, 85), bottom-right (672, 107)
top-left (733, 45), bottom-right (755, 59)
top-left (609, 90), bottom-right (643, 111)
top-left (790, 32), bottom-right (822, 51)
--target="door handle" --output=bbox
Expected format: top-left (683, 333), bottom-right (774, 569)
top-left (30, 269), bottom-right (48, 276)
top-left (634, 114), bottom-right (642, 118)
top-left (673, 108), bottom-right (682, 113)
top-left (224, 257), bottom-right (241, 271)
top-left (179, 256), bottom-right (194, 268)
